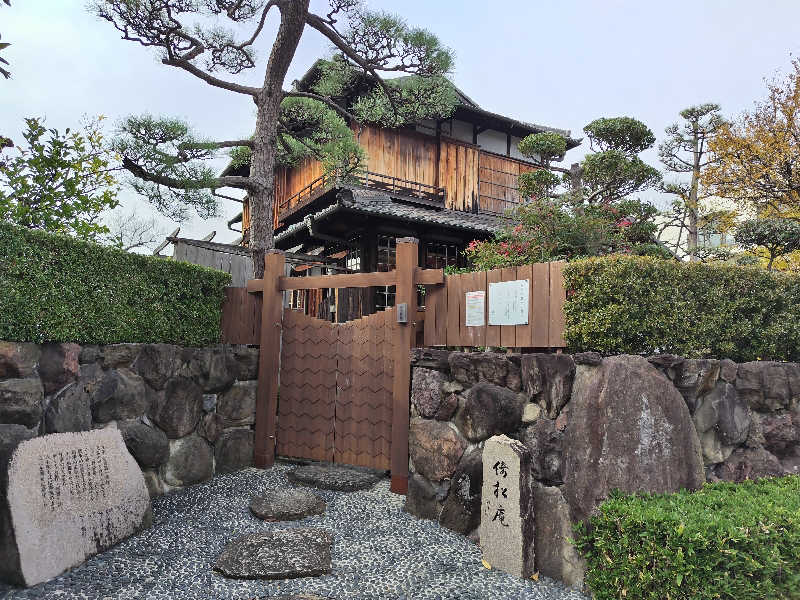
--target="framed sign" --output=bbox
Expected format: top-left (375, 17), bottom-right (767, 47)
top-left (465, 290), bottom-right (486, 327)
top-left (488, 279), bottom-right (529, 326)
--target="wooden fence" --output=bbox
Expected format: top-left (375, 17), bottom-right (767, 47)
top-left (423, 262), bottom-right (566, 349)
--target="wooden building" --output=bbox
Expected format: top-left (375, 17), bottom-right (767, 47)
top-left (223, 68), bottom-right (580, 321)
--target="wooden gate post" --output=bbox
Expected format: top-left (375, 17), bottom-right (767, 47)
top-left (390, 237), bottom-right (418, 494)
top-left (254, 249), bottom-right (286, 468)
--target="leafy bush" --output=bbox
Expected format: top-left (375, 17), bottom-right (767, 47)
top-left (574, 476), bottom-right (800, 600)
top-left (0, 221), bottom-right (230, 345)
top-left (564, 255), bottom-right (800, 361)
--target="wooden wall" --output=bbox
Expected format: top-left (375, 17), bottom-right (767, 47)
top-left (266, 125), bottom-right (540, 224)
top-left (273, 157), bottom-right (326, 228)
top-left (478, 151), bottom-right (536, 215)
top-left (356, 125), bottom-right (438, 188)
top-left (439, 137), bottom-right (479, 211)
top-left (423, 262), bottom-right (566, 348)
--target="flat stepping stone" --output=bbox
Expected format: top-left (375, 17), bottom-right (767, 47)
top-left (214, 528), bottom-right (332, 580)
top-left (287, 464), bottom-right (382, 491)
top-left (250, 488), bottom-right (326, 521)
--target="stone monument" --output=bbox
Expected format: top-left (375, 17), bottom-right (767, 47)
top-left (1, 429), bottom-right (152, 587)
top-left (479, 434), bottom-right (535, 578)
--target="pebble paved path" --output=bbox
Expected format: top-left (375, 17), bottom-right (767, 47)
top-left (0, 464), bottom-right (591, 600)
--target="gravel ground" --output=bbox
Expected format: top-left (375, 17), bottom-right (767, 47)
top-left (0, 464), bottom-right (591, 600)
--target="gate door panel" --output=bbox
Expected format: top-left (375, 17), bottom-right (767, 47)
top-left (277, 308), bottom-right (395, 470)
top-left (277, 310), bottom-right (336, 462)
top-left (335, 309), bottom-right (394, 470)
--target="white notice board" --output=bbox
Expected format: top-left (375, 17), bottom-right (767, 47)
top-left (465, 291), bottom-right (485, 327)
top-left (488, 279), bottom-right (529, 326)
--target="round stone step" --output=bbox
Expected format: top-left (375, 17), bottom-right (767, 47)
top-left (214, 528), bottom-right (332, 580)
top-left (287, 464), bottom-right (382, 492)
top-left (250, 488), bottom-right (326, 522)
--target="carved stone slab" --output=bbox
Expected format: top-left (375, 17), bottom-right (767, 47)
top-left (3, 429), bottom-right (151, 587)
top-left (479, 434), bottom-right (535, 578)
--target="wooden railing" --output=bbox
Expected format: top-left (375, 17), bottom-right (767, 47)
top-left (277, 169), bottom-right (445, 220)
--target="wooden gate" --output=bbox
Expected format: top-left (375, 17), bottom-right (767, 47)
top-left (277, 308), bottom-right (395, 470)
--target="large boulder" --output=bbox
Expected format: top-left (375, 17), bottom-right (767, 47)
top-left (672, 359), bottom-right (720, 413)
top-left (759, 409), bottom-right (800, 458)
top-left (409, 419), bottom-right (467, 481)
top-left (411, 367), bottom-right (447, 418)
top-left (474, 353), bottom-right (521, 391)
top-left (133, 344), bottom-right (180, 390)
top-left (202, 346), bottom-right (237, 393)
top-left (0, 424), bottom-right (37, 491)
top-left (161, 434), bottom-right (213, 487)
top-left (736, 362), bottom-right (796, 412)
top-left (404, 473), bottom-right (441, 521)
top-left (439, 448), bottom-right (482, 535)
top-left (521, 418), bottom-right (564, 485)
top-left (101, 344), bottom-right (141, 369)
top-left (0, 378), bottom-right (44, 428)
top-left (0, 342), bottom-right (40, 379)
top-left (562, 356), bottom-right (705, 523)
top-left (231, 346), bottom-right (260, 380)
top-left (519, 354), bottom-right (575, 418)
top-left (44, 382), bottom-right (92, 434)
top-left (2, 429), bottom-right (151, 587)
top-left (38, 343), bottom-right (80, 395)
top-left (217, 381), bottom-right (256, 427)
top-left (533, 484), bottom-right (586, 589)
top-left (714, 446), bottom-right (785, 482)
top-left (118, 420), bottom-right (169, 468)
top-left (214, 428), bottom-right (254, 473)
top-left (150, 377), bottom-right (204, 438)
top-left (692, 380), bottom-right (751, 464)
top-left (91, 369), bottom-right (148, 423)
top-left (454, 382), bottom-right (526, 442)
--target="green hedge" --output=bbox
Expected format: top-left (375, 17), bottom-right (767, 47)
top-left (0, 222), bottom-right (231, 345)
top-left (564, 256), bottom-right (800, 362)
top-left (574, 477), bottom-right (800, 600)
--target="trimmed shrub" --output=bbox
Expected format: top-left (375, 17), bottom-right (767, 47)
top-left (574, 476), bottom-right (800, 600)
top-left (0, 222), bottom-right (231, 345)
top-left (564, 255), bottom-right (800, 362)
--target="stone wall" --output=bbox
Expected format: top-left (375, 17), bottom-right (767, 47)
top-left (406, 348), bottom-right (800, 588)
top-left (0, 341), bottom-right (259, 498)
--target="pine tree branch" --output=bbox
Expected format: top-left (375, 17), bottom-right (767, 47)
top-left (161, 56), bottom-right (260, 96)
top-left (305, 12), bottom-right (398, 114)
top-left (283, 90), bottom-right (359, 122)
top-left (122, 157), bottom-right (256, 191)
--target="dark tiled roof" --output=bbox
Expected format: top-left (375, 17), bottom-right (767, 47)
top-left (274, 186), bottom-right (507, 245)
top-left (340, 187), bottom-right (505, 232)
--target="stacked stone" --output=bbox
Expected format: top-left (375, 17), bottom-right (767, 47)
top-left (0, 341), bottom-right (260, 498)
top-left (406, 348), bottom-right (800, 590)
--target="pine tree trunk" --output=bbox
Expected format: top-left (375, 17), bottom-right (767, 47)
top-left (687, 124), bottom-right (701, 261)
top-left (248, 0), bottom-right (309, 278)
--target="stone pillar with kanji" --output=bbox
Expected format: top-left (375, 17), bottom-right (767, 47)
top-left (479, 434), bottom-right (535, 578)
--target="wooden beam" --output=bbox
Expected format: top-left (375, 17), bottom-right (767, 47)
top-left (254, 250), bottom-right (285, 469)
top-left (247, 278), bottom-right (263, 293)
top-left (278, 270), bottom-right (397, 291)
top-left (414, 267), bottom-right (444, 285)
top-left (390, 237), bottom-right (418, 495)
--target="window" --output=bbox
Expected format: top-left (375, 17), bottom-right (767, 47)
top-left (426, 242), bottom-right (460, 269)
top-left (375, 236), bottom-right (396, 310)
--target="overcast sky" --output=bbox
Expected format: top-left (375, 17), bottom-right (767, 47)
top-left (4, 1), bottom-right (800, 247)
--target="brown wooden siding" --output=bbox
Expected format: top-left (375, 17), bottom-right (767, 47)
top-left (266, 125), bottom-right (540, 226)
top-left (439, 137), bottom-right (479, 211)
top-left (356, 125), bottom-right (439, 188)
top-left (273, 157), bottom-right (326, 229)
top-left (478, 151), bottom-right (536, 214)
